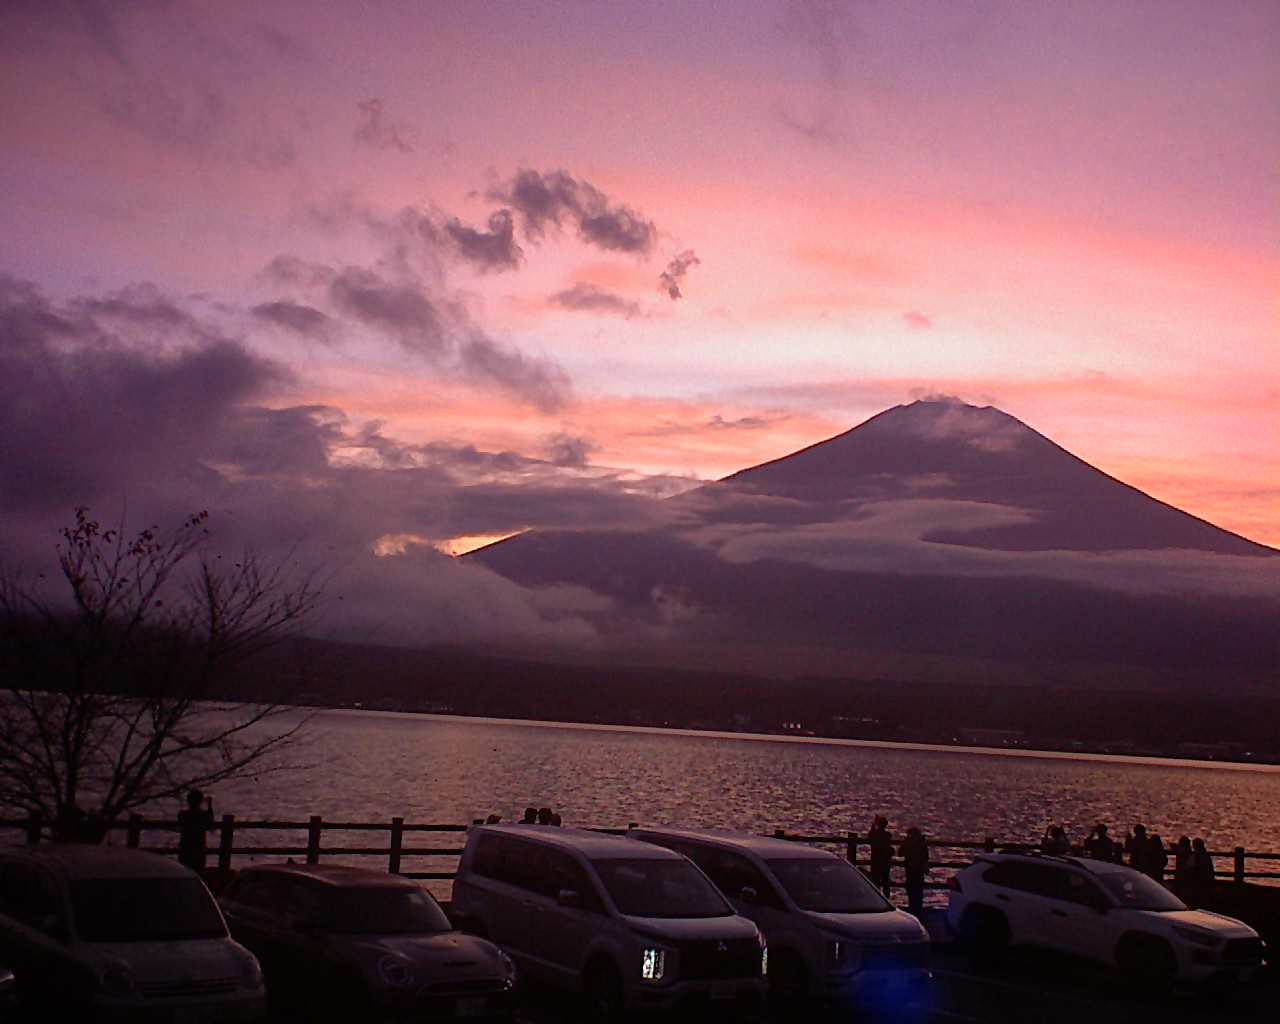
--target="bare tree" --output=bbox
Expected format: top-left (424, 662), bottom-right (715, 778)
top-left (0, 508), bottom-right (322, 838)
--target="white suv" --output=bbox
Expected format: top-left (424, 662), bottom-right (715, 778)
top-left (451, 825), bottom-right (766, 1019)
top-left (946, 852), bottom-right (1266, 987)
top-left (629, 827), bottom-right (931, 1008)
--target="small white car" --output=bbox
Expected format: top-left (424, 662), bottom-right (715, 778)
top-left (0, 845), bottom-right (265, 1020)
top-left (629, 827), bottom-right (931, 1008)
top-left (451, 825), bottom-right (767, 1019)
top-left (946, 851), bottom-right (1266, 986)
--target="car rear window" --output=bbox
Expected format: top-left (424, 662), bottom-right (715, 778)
top-left (766, 857), bottom-right (890, 913)
top-left (592, 858), bottom-right (731, 919)
top-left (312, 887), bottom-right (451, 934)
top-left (72, 878), bottom-right (226, 942)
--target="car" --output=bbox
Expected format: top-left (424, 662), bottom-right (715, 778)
top-left (628, 827), bottom-right (931, 1008)
top-left (0, 844), bottom-right (265, 1020)
top-left (946, 851), bottom-right (1267, 987)
top-left (451, 824), bottom-right (767, 1020)
top-left (219, 863), bottom-right (517, 1021)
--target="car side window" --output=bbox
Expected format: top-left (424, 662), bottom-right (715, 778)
top-left (0, 863), bottom-right (60, 932)
top-left (982, 862), bottom-right (1059, 897)
top-left (1057, 871), bottom-right (1108, 909)
top-left (699, 850), bottom-right (783, 909)
top-left (543, 851), bottom-right (605, 914)
top-left (473, 834), bottom-right (541, 893)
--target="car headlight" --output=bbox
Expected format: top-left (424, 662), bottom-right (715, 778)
top-left (239, 955), bottom-right (264, 991)
top-left (497, 949), bottom-right (517, 989)
top-left (641, 946), bottom-right (667, 982)
top-left (100, 964), bottom-right (136, 997)
top-left (821, 932), bottom-right (858, 971)
top-left (376, 954), bottom-right (417, 989)
top-left (1172, 925), bottom-right (1218, 948)
top-left (758, 932), bottom-right (768, 977)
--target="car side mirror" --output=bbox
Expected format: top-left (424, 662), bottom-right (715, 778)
top-left (556, 889), bottom-right (583, 909)
top-left (738, 886), bottom-right (758, 904)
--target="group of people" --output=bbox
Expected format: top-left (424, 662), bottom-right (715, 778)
top-left (519, 806), bottom-right (563, 826)
top-left (1044, 821), bottom-right (1217, 887)
top-left (867, 816), bottom-right (930, 916)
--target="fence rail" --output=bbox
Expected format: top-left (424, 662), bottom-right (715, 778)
top-left (2, 816), bottom-right (1277, 887)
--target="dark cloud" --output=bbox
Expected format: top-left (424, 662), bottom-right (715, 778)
top-left (260, 255), bottom-right (336, 289)
top-left (354, 97), bottom-right (413, 153)
top-left (487, 169), bottom-right (657, 255)
top-left (458, 333), bottom-right (571, 413)
top-left (903, 311), bottom-right (933, 330)
top-left (327, 267), bottom-right (447, 356)
top-left (659, 250), bottom-right (700, 300)
top-left (544, 433), bottom-right (598, 468)
top-left (443, 209), bottom-right (523, 272)
top-left (550, 283), bottom-right (643, 319)
top-left (250, 300), bottom-right (333, 337)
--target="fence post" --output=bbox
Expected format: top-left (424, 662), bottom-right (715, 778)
top-left (846, 831), bottom-right (858, 865)
top-left (307, 815), bottom-right (322, 865)
top-left (127, 814), bottom-right (142, 849)
top-left (1234, 847), bottom-right (1246, 886)
top-left (218, 815), bottom-right (235, 871)
top-left (984, 837), bottom-right (995, 854)
top-left (389, 817), bottom-right (404, 875)
top-left (26, 813), bottom-right (42, 845)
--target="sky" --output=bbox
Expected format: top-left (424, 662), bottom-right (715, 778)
top-left (1, 0), bottom-right (1277, 650)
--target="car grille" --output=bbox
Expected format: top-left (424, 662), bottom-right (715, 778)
top-left (138, 977), bottom-right (238, 998)
top-left (1222, 938), bottom-right (1264, 964)
top-left (861, 943), bottom-right (931, 971)
top-left (676, 938), bottom-right (762, 980)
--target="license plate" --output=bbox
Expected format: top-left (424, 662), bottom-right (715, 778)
top-left (710, 982), bottom-right (735, 1000)
top-left (456, 996), bottom-right (487, 1017)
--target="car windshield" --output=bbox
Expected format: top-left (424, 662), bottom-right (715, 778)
top-left (765, 857), bottom-right (891, 913)
top-left (593, 858), bottom-right (732, 918)
top-left (1093, 869), bottom-right (1186, 912)
top-left (72, 878), bottom-right (226, 942)
top-left (314, 888), bottom-right (451, 935)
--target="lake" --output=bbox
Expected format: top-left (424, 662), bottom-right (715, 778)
top-left (209, 710), bottom-right (1280, 863)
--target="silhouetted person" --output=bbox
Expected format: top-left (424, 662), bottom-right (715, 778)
top-left (537, 807), bottom-right (553, 825)
top-left (867, 816), bottom-right (893, 896)
top-left (520, 807), bottom-right (538, 824)
top-left (1173, 835), bottom-right (1193, 886)
top-left (1146, 832), bottom-right (1168, 882)
top-left (550, 812), bottom-right (562, 826)
top-left (1084, 823), bottom-right (1118, 862)
top-left (1125, 824), bottom-right (1149, 873)
top-left (900, 827), bottom-right (929, 918)
top-left (1190, 838), bottom-right (1215, 905)
top-left (485, 813), bottom-right (502, 824)
top-left (178, 789), bottom-right (214, 870)
top-left (1040, 824), bottom-right (1070, 855)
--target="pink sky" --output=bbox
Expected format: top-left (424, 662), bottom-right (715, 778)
top-left (2, 0), bottom-right (1277, 548)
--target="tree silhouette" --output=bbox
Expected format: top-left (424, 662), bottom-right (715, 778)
top-left (0, 508), bottom-right (322, 838)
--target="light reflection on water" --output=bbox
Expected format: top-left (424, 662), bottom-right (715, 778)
top-left (212, 710), bottom-right (1280, 855)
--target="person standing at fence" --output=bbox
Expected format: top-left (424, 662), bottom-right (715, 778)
top-left (867, 816), bottom-right (893, 896)
top-left (1124, 823), bottom-right (1149, 874)
top-left (1040, 824), bottom-right (1070, 855)
top-left (178, 789), bottom-right (215, 870)
top-left (1145, 832), bottom-right (1168, 882)
top-left (900, 827), bottom-right (929, 918)
top-left (1174, 835), bottom-right (1193, 886)
top-left (1189, 837), bottom-right (1215, 904)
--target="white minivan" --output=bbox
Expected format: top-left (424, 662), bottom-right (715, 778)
top-left (0, 845), bottom-right (265, 1020)
top-left (451, 825), bottom-right (767, 1020)
top-left (629, 827), bottom-right (931, 1007)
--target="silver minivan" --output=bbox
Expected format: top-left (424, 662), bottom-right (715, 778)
top-left (451, 825), bottom-right (766, 1019)
top-left (629, 827), bottom-right (931, 1008)
top-left (0, 845), bottom-right (265, 1020)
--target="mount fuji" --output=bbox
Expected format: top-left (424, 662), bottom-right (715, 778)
top-left (470, 401), bottom-right (1279, 687)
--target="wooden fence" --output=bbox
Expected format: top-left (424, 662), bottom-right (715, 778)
top-left (3, 816), bottom-right (1279, 888)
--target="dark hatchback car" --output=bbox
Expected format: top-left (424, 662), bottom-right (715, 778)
top-left (219, 864), bottom-right (517, 1021)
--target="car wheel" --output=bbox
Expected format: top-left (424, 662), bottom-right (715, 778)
top-left (583, 960), bottom-right (625, 1024)
top-left (959, 906), bottom-right (1009, 970)
top-left (767, 948), bottom-right (809, 1008)
top-left (1116, 935), bottom-right (1178, 991)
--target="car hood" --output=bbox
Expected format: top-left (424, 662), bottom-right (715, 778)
top-left (803, 909), bottom-right (929, 943)
top-left (328, 931), bottom-right (510, 978)
top-left (622, 914), bottom-right (759, 943)
top-left (78, 937), bottom-right (252, 982)
top-left (1153, 909), bottom-right (1257, 937)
